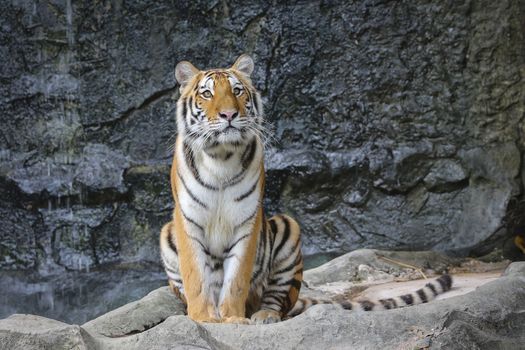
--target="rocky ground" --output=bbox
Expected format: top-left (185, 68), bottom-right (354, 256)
top-left (1, 249), bottom-right (523, 350)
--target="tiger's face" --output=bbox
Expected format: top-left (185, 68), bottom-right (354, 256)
top-left (175, 55), bottom-right (263, 148)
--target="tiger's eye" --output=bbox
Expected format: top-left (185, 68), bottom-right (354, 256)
top-left (233, 87), bottom-right (242, 95)
top-left (202, 91), bottom-right (212, 98)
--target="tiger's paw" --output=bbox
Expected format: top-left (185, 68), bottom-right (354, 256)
top-left (221, 316), bottom-right (252, 325)
top-left (250, 310), bottom-right (281, 325)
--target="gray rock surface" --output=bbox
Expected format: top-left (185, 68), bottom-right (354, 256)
top-left (0, 255), bottom-right (523, 350)
top-left (0, 0), bottom-right (524, 272)
top-left (0, 314), bottom-right (94, 350)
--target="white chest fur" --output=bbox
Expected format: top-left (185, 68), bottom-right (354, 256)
top-left (175, 139), bottom-right (262, 255)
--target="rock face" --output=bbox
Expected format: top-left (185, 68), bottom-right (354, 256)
top-left (0, 252), bottom-right (523, 350)
top-left (0, 0), bottom-right (524, 271)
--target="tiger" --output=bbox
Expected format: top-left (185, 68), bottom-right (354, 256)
top-left (159, 54), bottom-right (453, 325)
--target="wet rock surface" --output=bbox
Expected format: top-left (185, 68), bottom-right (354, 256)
top-left (0, 0), bottom-right (524, 273)
top-left (0, 263), bottom-right (166, 324)
top-left (0, 251), bottom-right (523, 350)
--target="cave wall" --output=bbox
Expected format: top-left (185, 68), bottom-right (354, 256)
top-left (0, 0), bottom-right (523, 272)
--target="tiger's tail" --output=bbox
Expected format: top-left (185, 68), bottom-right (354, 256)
top-left (286, 274), bottom-right (453, 317)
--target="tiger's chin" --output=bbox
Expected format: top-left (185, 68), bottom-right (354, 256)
top-left (215, 128), bottom-right (247, 145)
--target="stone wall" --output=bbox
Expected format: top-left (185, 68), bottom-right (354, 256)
top-left (0, 0), bottom-right (523, 271)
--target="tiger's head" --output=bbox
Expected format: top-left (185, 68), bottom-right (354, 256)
top-left (174, 54), bottom-right (264, 149)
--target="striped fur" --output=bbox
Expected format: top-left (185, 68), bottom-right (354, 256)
top-left (160, 55), bottom-right (453, 325)
top-left (287, 274), bottom-right (453, 317)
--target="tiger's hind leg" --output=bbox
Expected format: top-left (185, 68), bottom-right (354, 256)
top-left (251, 215), bottom-right (303, 324)
top-left (160, 222), bottom-right (187, 306)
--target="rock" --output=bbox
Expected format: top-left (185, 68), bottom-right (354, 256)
top-left (83, 287), bottom-right (185, 338)
top-left (0, 314), bottom-right (93, 350)
top-left (74, 144), bottom-right (130, 194)
top-left (99, 261), bottom-right (525, 349)
top-left (0, 255), bottom-right (523, 349)
top-left (423, 159), bottom-right (468, 192)
top-left (303, 249), bottom-right (460, 286)
top-left (356, 264), bottom-right (394, 283)
top-left (0, 206), bottom-right (40, 269)
top-left (0, 0), bottom-right (523, 270)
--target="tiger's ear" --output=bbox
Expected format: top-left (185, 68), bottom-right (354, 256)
top-left (175, 61), bottom-right (199, 89)
top-left (232, 54), bottom-right (254, 77)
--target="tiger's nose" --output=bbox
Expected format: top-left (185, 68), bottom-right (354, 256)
top-left (218, 110), bottom-right (238, 122)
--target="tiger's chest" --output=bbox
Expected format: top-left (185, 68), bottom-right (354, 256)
top-left (199, 188), bottom-right (258, 253)
top-left (177, 148), bottom-right (262, 256)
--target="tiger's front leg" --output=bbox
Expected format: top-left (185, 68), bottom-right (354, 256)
top-left (218, 209), bottom-right (263, 324)
top-left (173, 207), bottom-right (220, 323)
top-left (251, 215), bottom-right (303, 324)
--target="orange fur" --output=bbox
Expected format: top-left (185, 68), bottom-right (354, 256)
top-left (219, 206), bottom-right (262, 320)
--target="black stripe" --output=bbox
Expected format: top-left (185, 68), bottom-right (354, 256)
top-left (291, 278), bottom-right (302, 290)
top-left (378, 298), bottom-right (397, 310)
top-left (273, 216), bottom-right (291, 259)
top-left (182, 141), bottom-right (219, 191)
top-left (265, 289), bottom-right (288, 297)
top-left (180, 207), bottom-right (204, 232)
top-left (426, 283), bottom-right (438, 296)
top-left (204, 151), bottom-right (220, 159)
top-left (379, 299), bottom-right (392, 310)
top-left (359, 300), bottom-right (375, 311)
top-left (246, 89), bottom-right (255, 115)
top-left (235, 178), bottom-right (259, 202)
top-left (187, 235), bottom-right (210, 256)
top-left (400, 294), bottom-right (413, 305)
top-left (224, 233), bottom-right (251, 254)
top-left (261, 217), bottom-right (267, 248)
top-left (267, 219), bottom-right (276, 270)
top-left (187, 97), bottom-right (198, 125)
top-left (235, 207), bottom-right (259, 230)
top-left (205, 260), bottom-right (223, 271)
top-left (180, 98), bottom-right (189, 130)
top-left (167, 232), bottom-right (178, 254)
top-left (262, 295), bottom-right (281, 305)
top-left (390, 298), bottom-right (398, 308)
top-left (177, 171), bottom-right (208, 209)
top-left (340, 301), bottom-right (353, 310)
top-left (437, 275), bottom-right (452, 291)
top-left (417, 289), bottom-right (428, 303)
top-left (225, 169), bottom-right (246, 188)
top-left (274, 277), bottom-right (298, 288)
top-left (251, 219), bottom-right (268, 283)
top-left (273, 260), bottom-right (298, 276)
top-left (164, 265), bottom-right (178, 274)
top-left (188, 95), bottom-right (198, 118)
top-left (251, 266), bottom-right (262, 282)
top-left (269, 219), bottom-right (278, 234)
top-left (242, 138), bottom-right (257, 169)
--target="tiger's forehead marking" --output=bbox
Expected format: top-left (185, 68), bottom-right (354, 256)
top-left (198, 70), bottom-right (243, 93)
